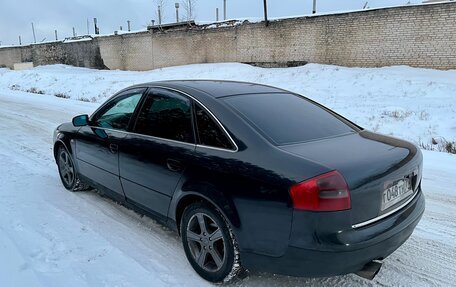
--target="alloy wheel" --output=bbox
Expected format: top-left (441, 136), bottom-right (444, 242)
top-left (186, 212), bottom-right (226, 272)
top-left (59, 148), bottom-right (75, 187)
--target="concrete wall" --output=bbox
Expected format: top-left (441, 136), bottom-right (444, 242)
top-left (31, 40), bottom-right (105, 68)
top-left (0, 47), bottom-right (28, 68)
top-left (1, 2), bottom-right (455, 70)
top-left (97, 27), bottom-right (240, 71)
top-left (0, 40), bottom-right (105, 69)
top-left (13, 62), bottom-right (34, 70)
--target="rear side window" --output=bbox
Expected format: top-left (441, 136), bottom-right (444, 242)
top-left (134, 89), bottom-right (194, 143)
top-left (224, 93), bottom-right (355, 145)
top-left (195, 104), bottom-right (234, 150)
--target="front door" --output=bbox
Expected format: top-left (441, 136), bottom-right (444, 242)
top-left (119, 88), bottom-right (196, 216)
top-left (75, 88), bottom-right (146, 198)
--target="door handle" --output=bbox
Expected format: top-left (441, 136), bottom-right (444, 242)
top-left (109, 143), bottom-right (118, 154)
top-left (166, 159), bottom-right (182, 172)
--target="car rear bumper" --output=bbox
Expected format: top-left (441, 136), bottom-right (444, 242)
top-left (242, 189), bottom-right (425, 277)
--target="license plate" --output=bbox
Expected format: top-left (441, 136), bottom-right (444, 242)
top-left (381, 179), bottom-right (413, 211)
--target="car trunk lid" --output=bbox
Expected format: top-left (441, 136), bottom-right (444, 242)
top-left (279, 131), bottom-right (422, 224)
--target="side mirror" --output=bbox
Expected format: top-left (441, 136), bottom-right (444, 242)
top-left (72, 114), bottom-right (89, 127)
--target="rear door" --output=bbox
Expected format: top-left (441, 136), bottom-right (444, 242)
top-left (75, 88), bottom-right (146, 198)
top-left (119, 88), bottom-right (196, 216)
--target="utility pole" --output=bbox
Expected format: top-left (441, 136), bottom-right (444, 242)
top-left (188, 0), bottom-right (192, 20)
top-left (158, 6), bottom-right (162, 25)
top-left (223, 0), bottom-right (227, 20)
top-left (19, 36), bottom-right (22, 45)
top-left (94, 18), bottom-right (99, 34)
top-left (263, 0), bottom-right (268, 26)
top-left (73, 27), bottom-right (76, 37)
top-left (175, 3), bottom-right (180, 23)
top-left (127, 20), bottom-right (131, 31)
top-left (31, 22), bottom-right (36, 43)
top-left (55, 30), bottom-right (58, 41)
top-left (216, 8), bottom-right (219, 21)
top-left (312, 0), bottom-right (317, 14)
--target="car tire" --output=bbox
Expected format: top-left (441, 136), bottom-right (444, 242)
top-left (181, 202), bottom-right (243, 283)
top-left (57, 145), bottom-right (77, 191)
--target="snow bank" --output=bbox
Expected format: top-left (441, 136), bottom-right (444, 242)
top-left (0, 63), bottom-right (455, 149)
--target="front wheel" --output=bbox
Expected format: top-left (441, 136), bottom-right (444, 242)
top-left (57, 146), bottom-right (77, 190)
top-left (181, 202), bottom-right (243, 283)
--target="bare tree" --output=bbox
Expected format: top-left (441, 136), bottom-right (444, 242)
top-left (154, 0), bottom-right (168, 24)
top-left (181, 0), bottom-right (197, 21)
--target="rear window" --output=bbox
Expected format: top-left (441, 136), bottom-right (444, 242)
top-left (224, 93), bottom-right (355, 145)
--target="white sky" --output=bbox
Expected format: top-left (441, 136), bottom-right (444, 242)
top-left (0, 0), bottom-right (423, 46)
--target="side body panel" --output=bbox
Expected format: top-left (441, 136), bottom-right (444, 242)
top-left (119, 135), bottom-right (195, 217)
top-left (74, 126), bottom-right (126, 197)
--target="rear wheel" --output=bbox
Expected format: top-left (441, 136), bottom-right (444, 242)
top-left (181, 202), bottom-right (243, 283)
top-left (57, 146), bottom-right (77, 190)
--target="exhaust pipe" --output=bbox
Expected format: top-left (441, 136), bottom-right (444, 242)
top-left (355, 260), bottom-right (382, 280)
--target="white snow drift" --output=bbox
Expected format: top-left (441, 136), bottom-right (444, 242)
top-left (0, 63), bottom-right (455, 150)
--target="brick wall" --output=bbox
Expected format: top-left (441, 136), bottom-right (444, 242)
top-left (1, 2), bottom-right (455, 70)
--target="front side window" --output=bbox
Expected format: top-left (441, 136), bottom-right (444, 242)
top-left (195, 104), bottom-right (234, 150)
top-left (93, 88), bottom-right (145, 131)
top-left (134, 89), bottom-right (194, 143)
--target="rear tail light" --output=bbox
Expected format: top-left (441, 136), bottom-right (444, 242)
top-left (289, 170), bottom-right (351, 211)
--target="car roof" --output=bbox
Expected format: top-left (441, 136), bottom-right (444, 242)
top-left (129, 80), bottom-right (287, 98)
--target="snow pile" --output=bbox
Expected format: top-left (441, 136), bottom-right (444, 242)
top-left (0, 63), bottom-right (455, 149)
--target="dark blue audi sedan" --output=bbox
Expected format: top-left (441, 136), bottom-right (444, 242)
top-left (53, 80), bottom-right (424, 283)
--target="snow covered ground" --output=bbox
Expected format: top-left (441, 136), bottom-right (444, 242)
top-left (0, 63), bottom-right (455, 149)
top-left (0, 63), bottom-right (455, 286)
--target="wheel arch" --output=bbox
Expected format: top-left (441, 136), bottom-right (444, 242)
top-left (171, 187), bottom-right (241, 237)
top-left (53, 133), bottom-right (75, 166)
top-left (54, 140), bottom-right (70, 158)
